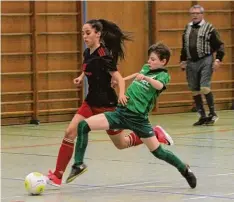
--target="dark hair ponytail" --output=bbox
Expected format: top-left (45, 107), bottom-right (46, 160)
top-left (86, 19), bottom-right (132, 63)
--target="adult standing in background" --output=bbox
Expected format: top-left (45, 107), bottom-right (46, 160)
top-left (180, 5), bottom-right (225, 126)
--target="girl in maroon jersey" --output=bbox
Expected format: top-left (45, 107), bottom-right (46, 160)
top-left (47, 19), bottom-right (173, 187)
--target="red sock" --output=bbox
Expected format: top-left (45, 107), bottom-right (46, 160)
top-left (128, 129), bottom-right (158, 147)
top-left (54, 138), bottom-right (74, 179)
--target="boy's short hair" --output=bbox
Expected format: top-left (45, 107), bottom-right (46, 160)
top-left (148, 42), bottom-right (171, 65)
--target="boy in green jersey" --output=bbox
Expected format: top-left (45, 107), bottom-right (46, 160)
top-left (66, 42), bottom-right (197, 189)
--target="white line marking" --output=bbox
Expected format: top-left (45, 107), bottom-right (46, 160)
top-left (184, 196), bottom-right (207, 200)
top-left (1, 179), bottom-right (164, 200)
top-left (184, 193), bottom-right (234, 200)
top-left (208, 172), bottom-right (234, 177)
top-left (2, 173), bottom-right (234, 201)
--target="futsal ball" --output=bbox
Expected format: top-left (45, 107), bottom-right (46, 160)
top-left (24, 172), bottom-right (47, 195)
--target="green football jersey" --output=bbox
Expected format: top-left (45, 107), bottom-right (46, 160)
top-left (125, 64), bottom-right (170, 115)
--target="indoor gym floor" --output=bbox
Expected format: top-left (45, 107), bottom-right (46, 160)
top-left (1, 110), bottom-right (234, 202)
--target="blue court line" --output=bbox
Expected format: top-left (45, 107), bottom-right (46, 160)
top-left (2, 132), bottom-right (234, 142)
top-left (2, 153), bottom-right (234, 172)
top-left (175, 136), bottom-right (234, 141)
top-left (2, 131), bottom-right (234, 143)
top-left (2, 125), bottom-right (233, 134)
top-left (2, 177), bottom-right (234, 200)
top-left (1, 133), bottom-right (62, 139)
top-left (175, 143), bottom-right (234, 149)
top-left (65, 183), bottom-right (234, 200)
top-left (1, 152), bottom-right (57, 157)
top-left (2, 134), bottom-right (234, 150)
top-left (2, 127), bottom-right (65, 132)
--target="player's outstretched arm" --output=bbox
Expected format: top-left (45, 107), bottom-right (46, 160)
top-left (110, 71), bottom-right (128, 105)
top-left (135, 74), bottom-right (164, 90)
top-left (111, 72), bottom-right (138, 88)
top-left (144, 76), bottom-right (164, 90)
top-left (124, 73), bottom-right (138, 81)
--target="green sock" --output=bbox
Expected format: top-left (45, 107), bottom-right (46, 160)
top-left (74, 120), bottom-right (90, 165)
top-left (151, 145), bottom-right (186, 173)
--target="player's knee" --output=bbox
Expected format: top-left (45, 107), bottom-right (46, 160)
top-left (64, 128), bottom-right (76, 141)
top-left (200, 87), bottom-right (210, 94)
top-left (192, 91), bottom-right (200, 96)
top-left (78, 120), bottom-right (91, 134)
top-left (110, 137), bottom-right (127, 150)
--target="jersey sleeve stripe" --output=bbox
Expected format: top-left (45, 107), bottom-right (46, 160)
top-left (98, 48), bottom-right (106, 56)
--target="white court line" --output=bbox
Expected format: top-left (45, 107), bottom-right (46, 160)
top-left (2, 171), bottom-right (233, 183)
top-left (1, 179), bottom-right (164, 200)
top-left (184, 196), bottom-right (207, 200)
top-left (2, 172), bottom-right (234, 200)
top-left (184, 192), bottom-right (234, 200)
top-left (208, 172), bottom-right (234, 177)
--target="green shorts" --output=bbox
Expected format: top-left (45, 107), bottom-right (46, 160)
top-left (104, 106), bottom-right (154, 138)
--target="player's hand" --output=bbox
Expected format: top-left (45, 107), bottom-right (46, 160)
top-left (212, 60), bottom-right (221, 71)
top-left (135, 73), bottom-right (145, 81)
top-left (73, 76), bottom-right (83, 86)
top-left (118, 94), bottom-right (128, 106)
top-left (180, 61), bottom-right (187, 71)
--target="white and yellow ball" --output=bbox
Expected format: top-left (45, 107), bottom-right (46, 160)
top-left (24, 172), bottom-right (47, 195)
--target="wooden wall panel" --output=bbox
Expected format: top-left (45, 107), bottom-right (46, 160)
top-left (1, 1), bottom-right (31, 12)
top-left (2, 94), bottom-right (32, 103)
top-left (121, 1), bottom-right (148, 78)
top-left (212, 66), bottom-right (233, 80)
top-left (223, 47), bottom-right (233, 62)
top-left (166, 68), bottom-right (187, 83)
top-left (170, 49), bottom-right (182, 64)
top-left (1, 1), bottom-right (83, 125)
top-left (37, 35), bottom-right (78, 51)
top-left (157, 32), bottom-right (182, 47)
top-left (36, 1), bottom-right (78, 13)
top-left (205, 13), bottom-right (231, 27)
top-left (37, 16), bottom-right (78, 32)
top-left (37, 54), bottom-right (79, 71)
top-left (1, 17), bottom-right (31, 33)
top-left (86, 1), bottom-right (148, 82)
top-left (38, 74), bottom-right (77, 90)
top-left (157, 14), bottom-right (190, 29)
top-left (156, 1), bottom-right (192, 10)
top-left (198, 1), bottom-right (232, 9)
top-left (2, 36), bottom-right (31, 53)
top-left (1, 76), bottom-right (32, 92)
top-left (1, 55), bottom-right (31, 72)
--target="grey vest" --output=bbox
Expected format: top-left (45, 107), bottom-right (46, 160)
top-left (184, 22), bottom-right (214, 59)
